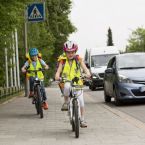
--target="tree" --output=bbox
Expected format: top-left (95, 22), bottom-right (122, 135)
top-left (0, 0), bottom-right (31, 86)
top-left (107, 27), bottom-right (114, 46)
top-left (0, 0), bottom-right (76, 86)
top-left (46, 0), bottom-right (76, 58)
top-left (126, 27), bottom-right (145, 52)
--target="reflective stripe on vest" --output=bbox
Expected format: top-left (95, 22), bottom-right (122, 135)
top-left (62, 59), bottom-right (83, 85)
top-left (27, 59), bottom-right (44, 80)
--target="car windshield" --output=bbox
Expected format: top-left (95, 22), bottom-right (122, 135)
top-left (117, 53), bottom-right (145, 69)
top-left (91, 54), bottom-right (116, 67)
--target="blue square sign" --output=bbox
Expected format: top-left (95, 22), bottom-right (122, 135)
top-left (27, 3), bottom-right (45, 22)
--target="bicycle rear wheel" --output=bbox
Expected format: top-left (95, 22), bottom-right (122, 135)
top-left (73, 100), bottom-right (80, 138)
top-left (37, 85), bottom-right (43, 118)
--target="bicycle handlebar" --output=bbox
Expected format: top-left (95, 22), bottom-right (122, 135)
top-left (58, 76), bottom-right (84, 86)
top-left (26, 68), bottom-right (45, 73)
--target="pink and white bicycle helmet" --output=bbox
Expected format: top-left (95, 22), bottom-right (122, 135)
top-left (63, 41), bottom-right (78, 52)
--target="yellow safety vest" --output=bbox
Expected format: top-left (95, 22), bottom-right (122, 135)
top-left (62, 58), bottom-right (83, 85)
top-left (26, 59), bottom-right (44, 80)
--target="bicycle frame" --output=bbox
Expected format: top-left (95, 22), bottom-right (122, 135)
top-left (29, 70), bottom-right (44, 102)
top-left (33, 79), bottom-right (44, 101)
top-left (60, 76), bottom-right (83, 138)
top-left (26, 69), bottom-right (45, 118)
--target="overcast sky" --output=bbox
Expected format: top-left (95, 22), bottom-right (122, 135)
top-left (69, 0), bottom-right (145, 57)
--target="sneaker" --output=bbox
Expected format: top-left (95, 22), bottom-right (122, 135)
top-left (80, 120), bottom-right (87, 128)
top-left (32, 98), bottom-right (35, 104)
top-left (29, 91), bottom-right (34, 98)
top-left (61, 103), bottom-right (68, 111)
top-left (42, 102), bottom-right (48, 110)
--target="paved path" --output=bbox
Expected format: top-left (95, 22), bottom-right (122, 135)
top-left (1, 87), bottom-right (145, 145)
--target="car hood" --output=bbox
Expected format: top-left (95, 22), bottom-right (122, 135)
top-left (118, 68), bottom-right (145, 80)
top-left (91, 66), bottom-right (107, 74)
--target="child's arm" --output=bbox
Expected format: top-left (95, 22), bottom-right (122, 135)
top-left (21, 61), bottom-right (29, 73)
top-left (40, 59), bottom-right (49, 70)
top-left (44, 63), bottom-right (49, 70)
top-left (55, 62), bottom-right (63, 81)
top-left (80, 59), bottom-right (91, 78)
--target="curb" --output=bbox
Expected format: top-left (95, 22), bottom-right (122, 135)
top-left (103, 104), bottom-right (145, 132)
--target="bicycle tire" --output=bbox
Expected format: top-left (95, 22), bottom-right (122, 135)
top-left (68, 105), bottom-right (75, 132)
top-left (35, 99), bottom-right (40, 115)
top-left (73, 99), bottom-right (79, 138)
top-left (37, 85), bottom-right (43, 118)
top-left (33, 87), bottom-right (39, 115)
top-left (71, 118), bottom-right (75, 132)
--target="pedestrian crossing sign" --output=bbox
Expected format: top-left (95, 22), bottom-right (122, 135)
top-left (27, 3), bottom-right (45, 22)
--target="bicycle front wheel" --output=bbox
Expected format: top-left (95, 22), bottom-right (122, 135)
top-left (37, 85), bottom-right (43, 119)
top-left (35, 100), bottom-right (39, 115)
top-left (73, 99), bottom-right (80, 138)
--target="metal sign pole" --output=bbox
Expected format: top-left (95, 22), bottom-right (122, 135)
top-left (24, 9), bottom-right (29, 97)
top-left (24, 2), bottom-right (45, 97)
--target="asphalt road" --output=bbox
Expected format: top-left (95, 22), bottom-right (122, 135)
top-left (87, 87), bottom-right (145, 124)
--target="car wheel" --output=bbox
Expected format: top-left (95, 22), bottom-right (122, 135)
top-left (89, 84), bottom-right (96, 91)
top-left (104, 86), bottom-right (111, 102)
top-left (113, 87), bottom-right (121, 106)
top-left (104, 91), bottom-right (111, 102)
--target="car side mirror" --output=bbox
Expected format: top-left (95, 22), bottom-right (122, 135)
top-left (105, 68), bottom-right (114, 74)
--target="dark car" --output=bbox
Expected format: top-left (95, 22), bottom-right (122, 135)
top-left (104, 52), bottom-right (145, 105)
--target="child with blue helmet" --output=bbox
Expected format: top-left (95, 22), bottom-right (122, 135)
top-left (21, 48), bottom-right (49, 110)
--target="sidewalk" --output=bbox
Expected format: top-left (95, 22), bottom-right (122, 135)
top-left (0, 87), bottom-right (145, 145)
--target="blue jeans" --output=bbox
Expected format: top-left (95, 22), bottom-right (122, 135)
top-left (29, 77), bottom-right (47, 101)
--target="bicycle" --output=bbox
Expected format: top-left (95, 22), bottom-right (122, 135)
top-left (26, 68), bottom-right (46, 119)
top-left (60, 77), bottom-right (83, 138)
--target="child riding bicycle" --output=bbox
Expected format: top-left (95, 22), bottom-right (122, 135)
top-left (55, 41), bottom-right (91, 127)
top-left (21, 48), bottom-right (49, 110)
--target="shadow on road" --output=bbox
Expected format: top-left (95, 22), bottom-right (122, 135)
top-left (0, 112), bottom-right (40, 119)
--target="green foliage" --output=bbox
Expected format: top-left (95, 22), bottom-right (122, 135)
top-left (0, 0), bottom-right (75, 87)
top-left (126, 27), bottom-right (145, 52)
top-left (107, 27), bottom-right (114, 46)
top-left (0, 0), bottom-right (33, 86)
top-left (46, 0), bottom-right (76, 58)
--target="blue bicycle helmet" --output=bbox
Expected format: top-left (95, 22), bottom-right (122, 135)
top-left (29, 48), bottom-right (38, 56)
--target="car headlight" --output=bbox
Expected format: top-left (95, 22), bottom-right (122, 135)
top-left (92, 73), bottom-right (99, 79)
top-left (92, 76), bottom-right (97, 79)
top-left (118, 74), bottom-right (133, 83)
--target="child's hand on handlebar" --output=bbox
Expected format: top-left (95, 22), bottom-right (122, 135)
top-left (44, 65), bottom-right (49, 70)
top-left (86, 74), bottom-right (91, 79)
top-left (21, 68), bottom-right (27, 73)
top-left (82, 74), bottom-right (91, 79)
top-left (55, 75), bottom-right (60, 81)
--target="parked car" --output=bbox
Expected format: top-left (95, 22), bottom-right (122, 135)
top-left (104, 52), bottom-right (145, 105)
